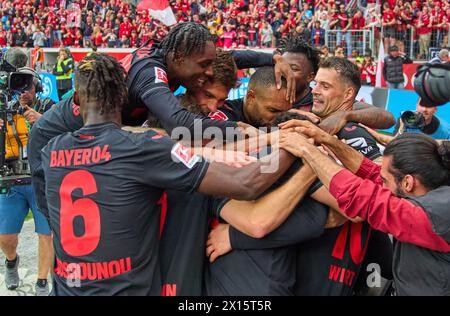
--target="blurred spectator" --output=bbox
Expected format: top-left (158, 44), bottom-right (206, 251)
top-left (383, 44), bottom-right (413, 89)
top-left (34, 43), bottom-right (44, 71)
top-left (416, 5), bottom-right (433, 59)
top-left (335, 3), bottom-right (352, 57)
top-left (260, 21), bottom-right (274, 48)
top-left (0, 0), bottom-right (448, 61)
top-left (360, 53), bottom-right (376, 86)
top-left (53, 48), bottom-right (74, 101)
top-left (334, 45), bottom-right (346, 58)
top-left (311, 20), bottom-right (325, 46)
top-left (429, 48), bottom-right (449, 63)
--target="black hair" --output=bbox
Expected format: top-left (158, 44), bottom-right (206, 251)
top-left (160, 22), bottom-right (213, 59)
top-left (278, 33), bottom-right (321, 74)
top-left (75, 53), bottom-right (128, 115)
top-left (271, 111), bottom-right (313, 127)
top-left (211, 48), bottom-right (239, 91)
top-left (320, 57), bottom-right (362, 94)
top-left (248, 66), bottom-right (287, 93)
top-left (384, 133), bottom-right (450, 190)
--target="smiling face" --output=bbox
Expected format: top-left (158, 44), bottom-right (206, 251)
top-left (172, 41), bottom-right (216, 91)
top-left (311, 67), bottom-right (352, 118)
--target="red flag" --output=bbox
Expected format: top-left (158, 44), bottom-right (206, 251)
top-left (136, 0), bottom-right (177, 26)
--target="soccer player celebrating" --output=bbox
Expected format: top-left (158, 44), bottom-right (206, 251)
top-left (41, 53), bottom-right (294, 296)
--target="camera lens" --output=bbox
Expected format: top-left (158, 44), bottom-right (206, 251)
top-left (401, 111), bottom-right (426, 129)
top-left (9, 72), bottom-right (33, 93)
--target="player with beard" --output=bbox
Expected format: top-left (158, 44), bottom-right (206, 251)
top-left (158, 50), bottom-right (242, 296)
top-left (276, 34), bottom-right (395, 135)
top-left (207, 58), bottom-right (394, 296)
top-left (29, 22), bottom-right (296, 219)
top-left (41, 53), bottom-right (295, 296)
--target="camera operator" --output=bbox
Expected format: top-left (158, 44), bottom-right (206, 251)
top-left (393, 97), bottom-right (450, 139)
top-left (0, 67), bottom-right (54, 296)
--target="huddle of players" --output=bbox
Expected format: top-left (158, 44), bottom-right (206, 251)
top-left (28, 22), bottom-right (397, 296)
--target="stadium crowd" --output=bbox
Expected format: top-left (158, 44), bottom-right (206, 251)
top-left (0, 0), bottom-right (449, 59)
top-left (0, 14), bottom-right (449, 297)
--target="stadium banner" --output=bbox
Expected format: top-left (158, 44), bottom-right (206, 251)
top-left (39, 73), bottom-right (60, 103)
top-left (32, 48), bottom-right (423, 91)
top-left (379, 63), bottom-right (420, 90)
top-left (37, 72), bottom-right (450, 135)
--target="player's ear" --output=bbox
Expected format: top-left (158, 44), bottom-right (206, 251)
top-left (73, 91), bottom-right (80, 105)
top-left (343, 86), bottom-right (355, 104)
top-left (246, 89), bottom-right (256, 104)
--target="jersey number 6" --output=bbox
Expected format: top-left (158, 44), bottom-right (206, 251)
top-left (60, 170), bottom-right (101, 257)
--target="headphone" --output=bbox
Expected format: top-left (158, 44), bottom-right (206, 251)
top-left (17, 67), bottom-right (43, 93)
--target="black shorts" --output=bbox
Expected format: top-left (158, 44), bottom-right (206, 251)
top-left (31, 163), bottom-right (49, 219)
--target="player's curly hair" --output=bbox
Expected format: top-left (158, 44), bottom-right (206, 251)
top-left (213, 49), bottom-right (240, 91)
top-left (278, 33), bottom-right (321, 74)
top-left (161, 22), bottom-right (213, 59)
top-left (75, 53), bottom-right (128, 115)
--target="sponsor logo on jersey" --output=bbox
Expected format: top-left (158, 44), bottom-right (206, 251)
top-left (171, 143), bottom-right (200, 169)
top-left (344, 125), bottom-right (358, 132)
top-left (346, 137), bottom-right (368, 148)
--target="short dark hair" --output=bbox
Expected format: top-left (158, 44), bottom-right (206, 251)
top-left (212, 49), bottom-right (239, 91)
top-left (279, 33), bottom-right (321, 73)
top-left (161, 22), bottom-right (213, 59)
top-left (271, 111), bottom-right (313, 127)
top-left (384, 133), bottom-right (450, 190)
top-left (388, 45), bottom-right (399, 52)
top-left (247, 66), bottom-right (287, 93)
top-left (319, 57), bottom-right (361, 94)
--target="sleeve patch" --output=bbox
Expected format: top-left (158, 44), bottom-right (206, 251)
top-left (154, 67), bottom-right (168, 84)
top-left (171, 143), bottom-right (200, 169)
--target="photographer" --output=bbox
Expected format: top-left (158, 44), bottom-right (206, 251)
top-left (0, 67), bottom-right (54, 296)
top-left (393, 98), bottom-right (450, 139)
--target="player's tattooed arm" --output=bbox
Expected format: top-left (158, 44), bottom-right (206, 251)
top-left (319, 102), bottom-right (395, 135)
top-left (197, 148), bottom-right (295, 200)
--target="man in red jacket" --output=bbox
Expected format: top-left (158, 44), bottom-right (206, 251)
top-left (279, 118), bottom-right (450, 295)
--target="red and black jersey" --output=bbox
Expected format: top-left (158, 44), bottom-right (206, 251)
top-left (42, 123), bottom-right (209, 295)
top-left (228, 123), bottom-right (387, 296)
top-left (125, 43), bottom-right (237, 133)
top-left (292, 88), bottom-right (313, 112)
top-left (159, 191), bottom-right (212, 296)
top-left (295, 123), bottom-right (383, 295)
top-left (209, 98), bottom-right (246, 123)
top-left (29, 97), bottom-right (84, 217)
